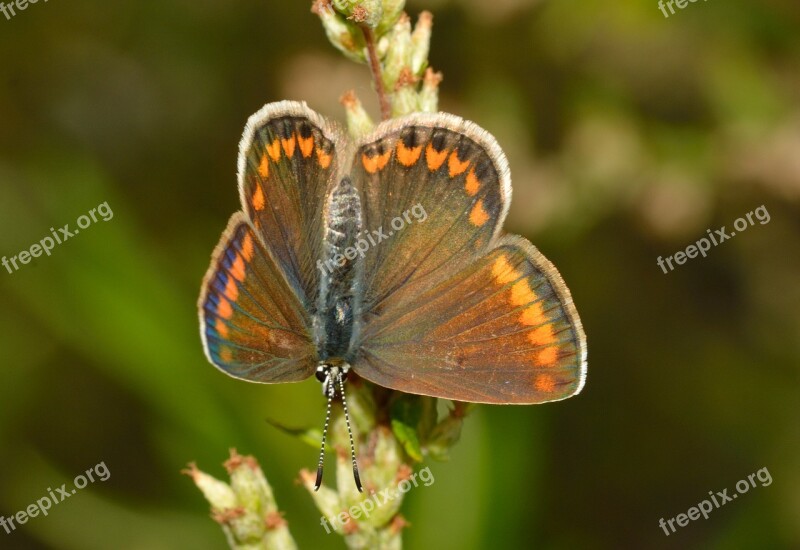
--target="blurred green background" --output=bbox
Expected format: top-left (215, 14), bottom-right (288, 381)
top-left (1, 0), bottom-right (799, 548)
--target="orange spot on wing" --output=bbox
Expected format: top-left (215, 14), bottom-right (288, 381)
top-left (252, 185), bottom-right (265, 211)
top-left (298, 135), bottom-right (314, 158)
top-left (510, 279), bottom-right (535, 307)
top-left (215, 318), bottom-right (229, 339)
top-left (528, 325), bottom-right (555, 346)
top-left (230, 255), bottom-right (246, 282)
top-left (492, 256), bottom-right (521, 285)
top-left (534, 374), bottom-right (556, 393)
top-left (240, 233), bottom-right (254, 262)
top-left (258, 153), bottom-right (269, 178)
top-left (465, 168), bottom-right (480, 196)
top-left (362, 149), bottom-right (391, 173)
top-left (267, 139), bottom-right (281, 161)
top-left (426, 143), bottom-right (448, 171)
top-left (448, 151), bottom-right (470, 177)
top-left (396, 141), bottom-right (422, 166)
top-left (219, 347), bottom-right (233, 362)
top-left (536, 347), bottom-right (558, 366)
top-left (224, 276), bottom-right (239, 302)
top-left (217, 297), bottom-right (233, 319)
top-left (469, 200), bottom-right (489, 226)
top-left (316, 148), bottom-right (332, 169)
top-left (281, 134), bottom-right (296, 157)
top-left (519, 303), bottom-right (546, 326)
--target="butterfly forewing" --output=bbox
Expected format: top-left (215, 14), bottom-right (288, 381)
top-left (238, 101), bottom-right (341, 308)
top-left (351, 116), bottom-right (509, 318)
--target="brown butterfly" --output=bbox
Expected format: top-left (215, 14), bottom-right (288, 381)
top-left (198, 101), bottom-right (587, 490)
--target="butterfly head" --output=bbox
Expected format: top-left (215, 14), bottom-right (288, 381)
top-left (315, 361), bottom-right (350, 396)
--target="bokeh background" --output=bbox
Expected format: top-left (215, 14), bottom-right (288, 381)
top-left (1, 0), bottom-right (799, 548)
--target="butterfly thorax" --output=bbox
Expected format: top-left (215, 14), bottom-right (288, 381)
top-left (314, 176), bottom-right (363, 362)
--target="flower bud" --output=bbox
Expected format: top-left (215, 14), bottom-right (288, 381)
top-left (183, 463), bottom-right (238, 511)
top-left (316, 1), bottom-right (367, 62)
top-left (410, 11), bottom-right (432, 75)
top-left (391, 69), bottom-right (420, 117)
top-left (334, 0), bottom-right (383, 29)
top-left (226, 450), bottom-right (276, 515)
top-left (377, 0), bottom-right (406, 34)
top-left (382, 14), bottom-right (412, 89)
top-left (341, 90), bottom-right (375, 139)
top-left (419, 68), bottom-right (442, 113)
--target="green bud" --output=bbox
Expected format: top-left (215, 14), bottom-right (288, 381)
top-left (187, 454), bottom-right (298, 549)
top-left (333, 0), bottom-right (383, 28)
top-left (419, 68), bottom-right (442, 113)
top-left (299, 468), bottom-right (343, 526)
top-left (183, 463), bottom-right (238, 511)
top-left (336, 450), bottom-right (365, 508)
top-left (264, 515), bottom-right (297, 550)
top-left (390, 75), bottom-right (419, 118)
top-left (358, 427), bottom-right (405, 527)
top-left (226, 451), bottom-right (276, 516)
top-left (341, 90), bottom-right (376, 140)
top-left (316, 2), bottom-right (367, 63)
top-left (377, 0), bottom-right (406, 35)
top-left (410, 11), bottom-right (432, 75)
top-left (332, 0), bottom-right (358, 15)
top-left (226, 510), bottom-right (266, 543)
top-left (382, 14), bottom-right (412, 89)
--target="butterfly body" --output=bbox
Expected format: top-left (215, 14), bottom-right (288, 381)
top-left (316, 175), bottom-right (363, 363)
top-left (199, 101), bottom-right (587, 405)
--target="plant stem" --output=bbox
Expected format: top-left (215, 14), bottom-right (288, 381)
top-left (361, 25), bottom-right (391, 120)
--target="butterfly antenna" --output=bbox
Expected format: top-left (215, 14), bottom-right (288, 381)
top-left (314, 375), bottom-right (335, 491)
top-left (338, 372), bottom-right (363, 492)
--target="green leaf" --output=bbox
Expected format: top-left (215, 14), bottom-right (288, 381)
top-left (265, 419), bottom-right (324, 452)
top-left (390, 396), bottom-right (424, 462)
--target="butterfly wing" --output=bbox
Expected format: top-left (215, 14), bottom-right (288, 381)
top-left (353, 114), bottom-right (508, 316)
top-left (350, 115), bottom-right (586, 403)
top-left (238, 101), bottom-right (341, 308)
top-left (199, 212), bottom-right (317, 382)
top-left (200, 101), bottom-right (343, 382)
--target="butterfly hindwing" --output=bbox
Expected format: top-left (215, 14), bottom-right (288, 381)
top-left (199, 212), bottom-right (317, 382)
top-left (354, 235), bottom-right (586, 403)
top-left (351, 114), bottom-right (510, 319)
top-left (238, 101), bottom-right (341, 308)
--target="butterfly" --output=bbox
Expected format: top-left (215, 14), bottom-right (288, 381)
top-left (198, 101), bottom-right (587, 491)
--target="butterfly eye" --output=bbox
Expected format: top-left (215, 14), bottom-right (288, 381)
top-left (315, 366), bottom-right (327, 383)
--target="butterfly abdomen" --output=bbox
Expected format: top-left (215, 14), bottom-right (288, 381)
top-left (315, 177), bottom-right (364, 361)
